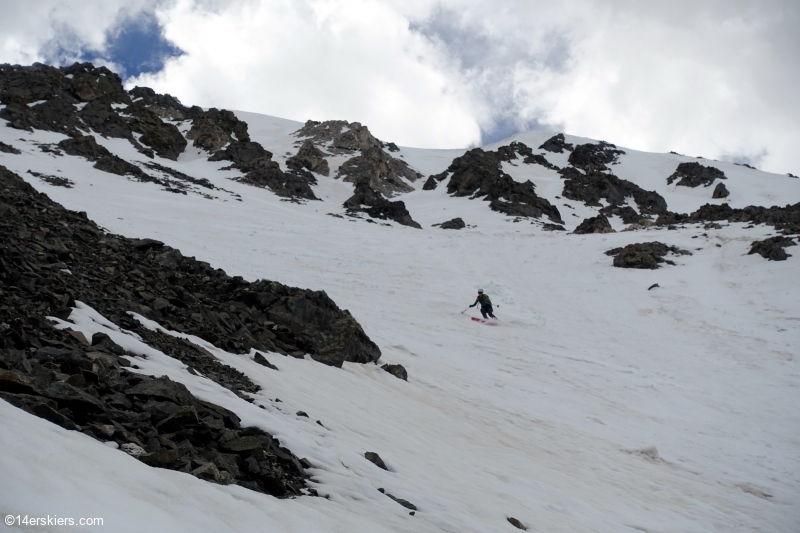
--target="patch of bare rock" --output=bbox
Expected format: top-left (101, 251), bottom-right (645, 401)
top-left (538, 133), bottom-right (573, 154)
top-left (573, 214), bottom-right (614, 234)
top-left (667, 162), bottom-right (726, 188)
top-left (431, 144), bottom-right (563, 223)
top-left (748, 236), bottom-right (796, 261)
top-left (605, 242), bottom-right (692, 269)
top-left (568, 141), bottom-right (625, 171)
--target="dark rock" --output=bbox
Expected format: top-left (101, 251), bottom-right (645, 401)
top-left (443, 147), bottom-right (562, 223)
top-left (747, 236), bottom-right (796, 261)
top-left (568, 142), bottom-right (625, 171)
top-left (365, 451), bottom-right (388, 470)
top-left (343, 183), bottom-right (421, 229)
top-left (294, 120), bottom-right (381, 153)
top-left (125, 376), bottom-right (194, 406)
top-left (381, 363), bottom-right (408, 380)
top-left (438, 218), bottom-right (465, 230)
top-left (186, 108), bottom-right (249, 152)
top-left (422, 176), bottom-right (438, 190)
top-left (253, 352), bottom-right (278, 370)
top-left (139, 447), bottom-right (178, 467)
top-left (90, 332), bottom-right (125, 355)
top-left (234, 157), bottom-right (318, 202)
top-left (296, 411), bottom-right (308, 417)
top-left (496, 142), bottom-right (559, 171)
top-left (129, 86), bottom-right (190, 121)
top-left (542, 223), bottom-right (566, 231)
top-left (562, 168), bottom-right (668, 216)
top-left (27, 170), bottom-right (74, 188)
top-left (128, 103), bottom-right (187, 160)
top-left (0, 110), bottom-right (387, 496)
top-left (573, 215), bottom-right (614, 234)
top-left (605, 242), bottom-right (692, 269)
top-left (658, 202), bottom-right (800, 235)
top-left (667, 162), bottom-right (726, 187)
top-left (337, 146), bottom-right (418, 197)
top-left (378, 489), bottom-right (417, 510)
top-left (712, 182), bottom-right (730, 198)
top-left (648, 283), bottom-right (659, 290)
top-left (384, 142), bottom-right (400, 152)
top-left (219, 436), bottom-right (262, 452)
top-left (286, 140), bottom-right (330, 176)
top-left (209, 141), bottom-right (270, 167)
top-left (600, 205), bottom-right (641, 224)
top-left (0, 141), bottom-right (21, 154)
top-left (507, 517), bottom-right (527, 530)
top-left (538, 133), bottom-right (573, 153)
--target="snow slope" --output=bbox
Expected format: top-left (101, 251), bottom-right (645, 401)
top-left (1, 110), bottom-right (799, 532)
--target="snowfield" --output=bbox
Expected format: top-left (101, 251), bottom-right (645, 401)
top-left (1, 109), bottom-right (799, 532)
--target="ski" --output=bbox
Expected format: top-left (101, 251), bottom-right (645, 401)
top-left (471, 317), bottom-right (498, 326)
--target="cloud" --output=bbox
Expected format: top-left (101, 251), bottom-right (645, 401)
top-left (1, 0), bottom-right (799, 174)
top-left (130, 0), bottom-right (481, 148)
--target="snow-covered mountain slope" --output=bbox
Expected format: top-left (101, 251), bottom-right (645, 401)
top-left (1, 64), bottom-right (799, 532)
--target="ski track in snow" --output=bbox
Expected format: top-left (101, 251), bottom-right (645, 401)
top-left (1, 111), bottom-right (799, 532)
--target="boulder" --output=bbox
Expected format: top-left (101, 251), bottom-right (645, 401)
top-left (573, 215), bottom-right (614, 234)
top-left (712, 182), bottom-right (730, 198)
top-left (747, 236), bottom-right (796, 261)
top-left (438, 218), bottom-right (465, 230)
top-left (365, 451), bottom-right (388, 470)
top-left (381, 363), bottom-right (408, 380)
top-left (605, 242), bottom-right (692, 269)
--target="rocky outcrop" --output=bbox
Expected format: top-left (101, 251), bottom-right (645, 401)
top-left (128, 102), bottom-right (187, 160)
top-left (656, 202), bottom-right (800, 234)
top-left (293, 120), bottom-right (381, 154)
top-left (712, 182), bottom-right (730, 198)
top-left (337, 146), bottom-right (419, 197)
top-left (0, 63), bottom-right (186, 160)
top-left (561, 167), bottom-right (668, 217)
top-left (343, 183), bottom-right (421, 228)
top-left (538, 133), bottom-right (573, 154)
top-left (129, 86), bottom-right (194, 121)
top-left (436, 217), bottom-right (465, 230)
top-left (0, 164), bottom-right (380, 368)
top-left (0, 141), bottom-right (20, 154)
top-left (496, 141), bottom-right (560, 170)
top-left (599, 205), bottom-right (641, 224)
top-left (667, 162), bottom-right (726, 187)
top-left (747, 236), bottom-right (796, 261)
top-left (605, 242), bottom-right (692, 269)
top-left (568, 142), bottom-right (625, 171)
top-left (422, 176), bottom-right (438, 190)
top-left (0, 353), bottom-right (309, 496)
top-left (573, 214), bottom-right (614, 234)
top-left (186, 108), bottom-right (250, 153)
top-left (0, 166), bottom-right (378, 497)
top-left (286, 140), bottom-right (330, 176)
top-left (443, 147), bottom-right (563, 223)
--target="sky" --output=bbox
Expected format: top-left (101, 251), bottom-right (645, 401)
top-left (1, 0), bottom-right (799, 175)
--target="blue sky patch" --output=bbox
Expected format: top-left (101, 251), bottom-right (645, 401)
top-left (104, 14), bottom-right (183, 79)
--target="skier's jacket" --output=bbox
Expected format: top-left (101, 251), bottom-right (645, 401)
top-left (472, 294), bottom-right (492, 307)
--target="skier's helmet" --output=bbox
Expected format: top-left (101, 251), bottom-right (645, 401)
top-left (478, 289), bottom-right (484, 293)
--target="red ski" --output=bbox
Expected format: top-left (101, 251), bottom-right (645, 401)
top-left (471, 317), bottom-right (497, 326)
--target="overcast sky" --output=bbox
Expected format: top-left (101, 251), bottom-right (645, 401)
top-left (1, 0), bottom-right (798, 174)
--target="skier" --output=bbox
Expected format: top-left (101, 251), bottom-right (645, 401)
top-left (469, 289), bottom-right (496, 319)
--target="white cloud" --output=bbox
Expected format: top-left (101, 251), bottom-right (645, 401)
top-left (131, 0), bottom-right (481, 148)
top-left (1, 0), bottom-right (799, 174)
